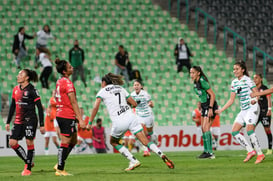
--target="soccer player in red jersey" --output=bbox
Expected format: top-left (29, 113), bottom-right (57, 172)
top-left (53, 58), bottom-right (86, 176)
top-left (5, 69), bottom-right (45, 176)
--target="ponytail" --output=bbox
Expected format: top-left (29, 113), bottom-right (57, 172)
top-left (192, 66), bottom-right (209, 82)
top-left (23, 69), bottom-right (38, 82)
top-left (102, 73), bottom-right (124, 85)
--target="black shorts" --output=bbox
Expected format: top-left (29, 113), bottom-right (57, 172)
top-left (201, 101), bottom-right (218, 118)
top-left (56, 117), bottom-right (77, 137)
top-left (10, 118), bottom-right (38, 140)
top-left (258, 110), bottom-right (271, 127)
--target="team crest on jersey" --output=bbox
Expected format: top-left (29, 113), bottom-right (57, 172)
top-left (24, 91), bottom-right (28, 96)
top-left (15, 90), bottom-right (18, 95)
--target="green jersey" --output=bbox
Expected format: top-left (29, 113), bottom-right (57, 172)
top-left (193, 76), bottom-right (210, 103)
top-left (69, 47), bottom-right (84, 68)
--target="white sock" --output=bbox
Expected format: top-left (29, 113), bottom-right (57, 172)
top-left (118, 146), bottom-right (137, 163)
top-left (147, 142), bottom-right (163, 157)
top-left (249, 133), bottom-right (263, 155)
top-left (234, 134), bottom-right (253, 153)
top-left (151, 134), bottom-right (158, 145)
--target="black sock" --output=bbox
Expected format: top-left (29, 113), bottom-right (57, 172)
top-left (64, 144), bottom-right (75, 160)
top-left (12, 144), bottom-right (27, 164)
top-left (267, 133), bottom-right (272, 149)
top-left (27, 145), bottom-right (35, 171)
top-left (58, 143), bottom-right (69, 170)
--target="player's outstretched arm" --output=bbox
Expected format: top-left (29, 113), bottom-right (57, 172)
top-left (87, 98), bottom-right (101, 129)
top-left (216, 92), bottom-right (236, 114)
top-left (251, 87), bottom-right (273, 97)
top-left (127, 96), bottom-right (137, 107)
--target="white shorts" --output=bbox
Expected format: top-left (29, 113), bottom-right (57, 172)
top-left (235, 103), bottom-right (260, 126)
top-left (77, 136), bottom-right (92, 144)
top-left (123, 134), bottom-right (135, 139)
top-left (111, 112), bottom-right (143, 138)
top-left (44, 131), bottom-right (57, 138)
top-left (210, 127), bottom-right (221, 136)
top-left (137, 114), bottom-right (154, 128)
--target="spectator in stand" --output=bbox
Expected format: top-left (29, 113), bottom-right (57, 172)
top-left (174, 38), bottom-right (193, 74)
top-left (12, 27), bottom-right (36, 69)
top-left (69, 40), bottom-right (87, 87)
top-left (35, 48), bottom-right (53, 89)
top-left (35, 25), bottom-right (56, 62)
top-left (92, 118), bottom-right (107, 153)
top-left (114, 45), bottom-right (130, 86)
top-left (44, 107), bottom-right (59, 155)
top-left (75, 108), bottom-right (94, 153)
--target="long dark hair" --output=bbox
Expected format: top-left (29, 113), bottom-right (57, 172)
top-left (43, 24), bottom-right (51, 33)
top-left (102, 73), bottom-right (124, 85)
top-left (55, 58), bottom-right (68, 75)
top-left (192, 66), bottom-right (209, 82)
top-left (234, 61), bottom-right (249, 76)
top-left (23, 69), bottom-right (38, 82)
top-left (18, 27), bottom-right (24, 33)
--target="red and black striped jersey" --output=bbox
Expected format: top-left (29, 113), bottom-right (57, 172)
top-left (12, 83), bottom-right (40, 124)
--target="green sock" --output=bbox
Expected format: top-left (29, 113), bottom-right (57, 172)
top-left (205, 131), bottom-right (213, 154)
top-left (202, 134), bottom-right (208, 152)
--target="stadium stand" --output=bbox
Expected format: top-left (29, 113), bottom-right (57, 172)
top-left (1, 0), bottom-right (266, 129)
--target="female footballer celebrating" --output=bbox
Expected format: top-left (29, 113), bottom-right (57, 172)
top-left (5, 69), bottom-right (45, 176)
top-left (216, 61), bottom-right (265, 164)
top-left (87, 73), bottom-right (174, 171)
top-left (54, 58), bottom-right (86, 176)
top-left (131, 80), bottom-right (157, 156)
top-left (190, 66), bottom-right (218, 159)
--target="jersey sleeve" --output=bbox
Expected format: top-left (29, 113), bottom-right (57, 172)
top-left (65, 80), bottom-right (75, 94)
top-left (200, 77), bottom-right (210, 90)
top-left (247, 77), bottom-right (256, 90)
top-left (192, 110), bottom-right (196, 117)
top-left (33, 88), bottom-right (41, 102)
top-left (145, 91), bottom-right (152, 102)
top-left (115, 53), bottom-right (119, 60)
top-left (96, 89), bottom-right (104, 100)
top-left (123, 88), bottom-right (130, 99)
top-left (230, 81), bottom-right (236, 92)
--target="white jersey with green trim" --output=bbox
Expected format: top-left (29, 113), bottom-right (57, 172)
top-left (230, 75), bottom-right (256, 110)
top-left (96, 84), bottom-right (131, 120)
top-left (131, 90), bottom-right (153, 117)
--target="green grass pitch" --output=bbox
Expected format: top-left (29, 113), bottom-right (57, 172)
top-left (0, 150), bottom-right (273, 181)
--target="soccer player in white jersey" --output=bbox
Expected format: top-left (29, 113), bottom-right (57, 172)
top-left (216, 61), bottom-right (265, 164)
top-left (131, 80), bottom-right (157, 156)
top-left (87, 73), bottom-right (174, 171)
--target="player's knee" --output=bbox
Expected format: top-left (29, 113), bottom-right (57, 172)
top-left (9, 139), bottom-right (18, 147)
